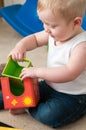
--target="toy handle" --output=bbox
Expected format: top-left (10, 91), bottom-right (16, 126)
top-left (23, 58), bottom-right (33, 68)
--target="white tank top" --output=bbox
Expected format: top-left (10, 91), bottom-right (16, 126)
top-left (47, 32), bottom-right (86, 95)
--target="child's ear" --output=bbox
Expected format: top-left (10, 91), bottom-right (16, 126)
top-left (73, 17), bottom-right (82, 28)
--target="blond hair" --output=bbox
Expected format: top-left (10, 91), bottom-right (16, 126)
top-left (37, 0), bottom-right (86, 22)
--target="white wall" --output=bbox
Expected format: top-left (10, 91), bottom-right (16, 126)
top-left (4, 0), bottom-right (25, 6)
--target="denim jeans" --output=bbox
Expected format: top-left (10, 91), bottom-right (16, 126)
top-left (0, 91), bottom-right (4, 109)
top-left (29, 80), bottom-right (86, 128)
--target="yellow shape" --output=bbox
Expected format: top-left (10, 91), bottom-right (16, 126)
top-left (23, 97), bottom-right (32, 105)
top-left (11, 99), bottom-right (18, 106)
top-left (0, 127), bottom-right (22, 130)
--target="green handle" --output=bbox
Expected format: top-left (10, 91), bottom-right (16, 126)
top-left (9, 56), bottom-right (33, 68)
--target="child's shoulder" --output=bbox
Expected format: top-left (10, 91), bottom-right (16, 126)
top-left (71, 31), bottom-right (86, 45)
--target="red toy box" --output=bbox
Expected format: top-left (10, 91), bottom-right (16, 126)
top-left (1, 57), bottom-right (40, 109)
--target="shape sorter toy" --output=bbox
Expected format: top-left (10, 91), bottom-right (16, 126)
top-left (1, 57), bottom-right (40, 109)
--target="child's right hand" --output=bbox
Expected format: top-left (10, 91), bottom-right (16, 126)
top-left (8, 47), bottom-right (26, 61)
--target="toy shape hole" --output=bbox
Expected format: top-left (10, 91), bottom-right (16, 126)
top-left (9, 78), bottom-right (24, 96)
top-left (18, 59), bottom-right (32, 68)
top-left (18, 62), bottom-right (28, 68)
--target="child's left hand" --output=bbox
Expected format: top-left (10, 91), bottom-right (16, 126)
top-left (20, 67), bottom-right (37, 80)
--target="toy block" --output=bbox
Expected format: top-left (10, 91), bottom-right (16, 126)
top-left (1, 77), bottom-right (40, 109)
top-left (0, 127), bottom-right (22, 130)
top-left (1, 57), bottom-right (40, 109)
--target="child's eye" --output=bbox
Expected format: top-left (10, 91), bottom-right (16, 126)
top-left (52, 26), bottom-right (56, 28)
top-left (51, 25), bottom-right (57, 28)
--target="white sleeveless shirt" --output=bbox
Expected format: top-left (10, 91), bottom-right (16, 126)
top-left (46, 32), bottom-right (86, 95)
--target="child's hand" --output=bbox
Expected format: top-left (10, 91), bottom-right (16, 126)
top-left (8, 47), bottom-right (26, 61)
top-left (20, 67), bottom-right (37, 80)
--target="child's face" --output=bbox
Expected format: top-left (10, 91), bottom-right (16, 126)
top-left (38, 9), bottom-right (75, 42)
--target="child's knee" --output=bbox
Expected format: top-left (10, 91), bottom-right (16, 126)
top-left (29, 108), bottom-right (61, 128)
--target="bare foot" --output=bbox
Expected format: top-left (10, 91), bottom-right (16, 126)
top-left (9, 108), bottom-right (26, 115)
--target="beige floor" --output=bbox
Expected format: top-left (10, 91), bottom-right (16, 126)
top-left (0, 17), bottom-right (86, 130)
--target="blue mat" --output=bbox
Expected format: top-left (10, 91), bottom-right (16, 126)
top-left (0, 0), bottom-right (43, 36)
top-left (82, 13), bottom-right (86, 30)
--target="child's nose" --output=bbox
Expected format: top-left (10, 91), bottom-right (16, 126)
top-left (45, 27), bottom-right (51, 33)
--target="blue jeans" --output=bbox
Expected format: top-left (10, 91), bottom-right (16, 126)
top-left (0, 91), bottom-right (4, 109)
top-left (29, 81), bottom-right (86, 128)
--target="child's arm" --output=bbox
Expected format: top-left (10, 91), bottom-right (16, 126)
top-left (8, 30), bottom-right (48, 61)
top-left (20, 42), bottom-right (86, 83)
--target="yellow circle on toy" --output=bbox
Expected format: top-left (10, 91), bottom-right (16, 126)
top-left (23, 97), bottom-right (32, 105)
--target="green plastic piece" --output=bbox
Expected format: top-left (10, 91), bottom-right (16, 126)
top-left (2, 57), bottom-right (32, 80)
